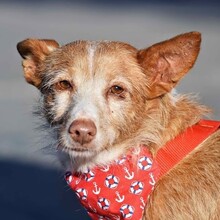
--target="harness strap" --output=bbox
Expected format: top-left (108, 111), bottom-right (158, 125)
top-left (156, 120), bottom-right (220, 178)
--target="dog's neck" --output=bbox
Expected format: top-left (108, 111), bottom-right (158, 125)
top-left (139, 93), bottom-right (210, 154)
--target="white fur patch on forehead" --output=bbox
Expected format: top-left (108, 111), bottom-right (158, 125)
top-left (87, 41), bottom-right (99, 75)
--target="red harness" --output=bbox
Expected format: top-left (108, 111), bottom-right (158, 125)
top-left (65, 120), bottom-right (220, 220)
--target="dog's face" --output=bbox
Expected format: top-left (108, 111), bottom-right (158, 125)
top-left (40, 41), bottom-right (149, 157)
top-left (17, 32), bottom-right (201, 163)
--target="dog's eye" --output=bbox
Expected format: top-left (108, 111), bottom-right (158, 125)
top-left (55, 80), bottom-right (72, 91)
top-left (110, 85), bottom-right (124, 95)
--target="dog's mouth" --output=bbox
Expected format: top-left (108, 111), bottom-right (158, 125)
top-left (69, 147), bottom-right (89, 152)
top-left (60, 145), bottom-right (90, 153)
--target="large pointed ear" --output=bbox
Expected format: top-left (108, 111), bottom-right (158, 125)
top-left (137, 32), bottom-right (201, 99)
top-left (17, 39), bottom-right (59, 88)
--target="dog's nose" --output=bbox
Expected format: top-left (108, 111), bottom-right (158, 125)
top-left (68, 119), bottom-right (97, 145)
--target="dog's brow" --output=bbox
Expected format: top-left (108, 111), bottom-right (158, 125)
top-left (43, 70), bottom-right (70, 88)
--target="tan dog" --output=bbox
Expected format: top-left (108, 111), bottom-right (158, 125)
top-left (17, 32), bottom-right (220, 219)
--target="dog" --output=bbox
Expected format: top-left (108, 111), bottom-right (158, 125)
top-left (17, 32), bottom-right (220, 219)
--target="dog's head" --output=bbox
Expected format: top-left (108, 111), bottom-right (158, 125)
top-left (17, 32), bottom-right (201, 165)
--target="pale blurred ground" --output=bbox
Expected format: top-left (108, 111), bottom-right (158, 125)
top-left (0, 1), bottom-right (219, 219)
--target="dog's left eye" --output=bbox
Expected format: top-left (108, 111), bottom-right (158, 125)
top-left (55, 80), bottom-right (73, 91)
top-left (110, 85), bottom-right (124, 95)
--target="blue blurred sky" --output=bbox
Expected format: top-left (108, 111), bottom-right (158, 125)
top-left (0, 1), bottom-right (219, 219)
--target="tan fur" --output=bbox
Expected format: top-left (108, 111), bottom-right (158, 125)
top-left (144, 130), bottom-right (220, 219)
top-left (17, 32), bottom-right (220, 219)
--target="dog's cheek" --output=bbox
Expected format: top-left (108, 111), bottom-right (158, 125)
top-left (108, 95), bottom-right (146, 141)
top-left (52, 92), bottom-right (71, 121)
top-left (107, 99), bottom-right (133, 137)
top-left (43, 91), bottom-right (70, 124)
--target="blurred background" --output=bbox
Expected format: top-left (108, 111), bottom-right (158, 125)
top-left (0, 0), bottom-right (219, 219)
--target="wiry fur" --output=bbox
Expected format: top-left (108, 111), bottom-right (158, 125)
top-left (17, 32), bottom-right (220, 219)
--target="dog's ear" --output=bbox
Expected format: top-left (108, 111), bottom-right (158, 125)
top-left (137, 32), bottom-right (201, 99)
top-left (17, 39), bottom-right (59, 88)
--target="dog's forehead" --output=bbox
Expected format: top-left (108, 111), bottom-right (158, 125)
top-left (54, 40), bottom-right (137, 72)
top-left (63, 40), bottom-right (137, 54)
top-left (43, 40), bottom-right (139, 86)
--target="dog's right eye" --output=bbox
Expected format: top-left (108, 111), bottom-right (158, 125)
top-left (55, 80), bottom-right (73, 91)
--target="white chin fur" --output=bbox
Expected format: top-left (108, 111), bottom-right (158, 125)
top-left (68, 149), bottom-right (96, 160)
top-left (59, 143), bottom-right (126, 173)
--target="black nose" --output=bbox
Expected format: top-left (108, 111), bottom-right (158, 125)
top-left (68, 119), bottom-right (97, 145)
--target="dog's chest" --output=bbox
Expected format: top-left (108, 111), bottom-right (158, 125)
top-left (65, 147), bottom-right (160, 219)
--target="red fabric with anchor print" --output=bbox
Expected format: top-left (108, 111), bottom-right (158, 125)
top-left (65, 120), bottom-right (220, 220)
top-left (65, 147), bottom-right (160, 220)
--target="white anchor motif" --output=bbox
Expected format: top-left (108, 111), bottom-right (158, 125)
top-left (115, 191), bottom-right (125, 203)
top-left (100, 165), bottom-right (110, 172)
top-left (124, 167), bottom-right (134, 180)
top-left (92, 182), bottom-right (101, 195)
top-left (140, 197), bottom-right (146, 210)
top-left (149, 172), bottom-right (156, 186)
top-left (75, 175), bottom-right (83, 185)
